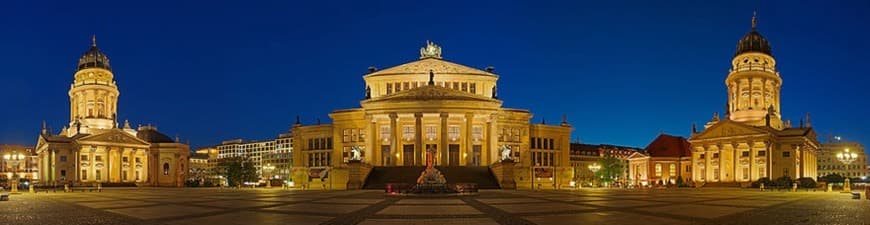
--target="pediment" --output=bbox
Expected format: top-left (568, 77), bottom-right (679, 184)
top-left (691, 120), bottom-right (770, 140)
top-left (75, 129), bottom-right (150, 146)
top-left (362, 85), bottom-right (502, 104)
top-left (366, 58), bottom-right (496, 77)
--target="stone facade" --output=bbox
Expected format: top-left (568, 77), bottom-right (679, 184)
top-left (35, 37), bottom-right (189, 187)
top-left (689, 16), bottom-right (819, 184)
top-left (291, 41), bottom-right (573, 190)
top-left (818, 141), bottom-right (868, 179)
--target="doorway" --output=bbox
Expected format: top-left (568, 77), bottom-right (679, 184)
top-left (403, 145), bottom-right (415, 166)
top-left (381, 145), bottom-right (392, 166)
top-left (449, 144), bottom-right (460, 166)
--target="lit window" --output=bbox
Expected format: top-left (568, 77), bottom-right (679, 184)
top-left (669, 164), bottom-right (676, 177)
top-left (402, 126), bottom-right (415, 140)
top-left (655, 163), bottom-right (662, 177)
top-left (425, 125), bottom-right (437, 140)
top-left (448, 126), bottom-right (460, 141)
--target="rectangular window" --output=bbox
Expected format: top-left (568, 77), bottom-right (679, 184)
top-left (712, 153), bottom-right (719, 158)
top-left (81, 170), bottom-right (87, 180)
top-left (549, 139), bottom-right (555, 150)
top-left (472, 126), bottom-right (483, 141)
top-left (453, 82), bottom-right (460, 90)
top-left (122, 157), bottom-right (128, 162)
top-left (448, 126), bottom-right (460, 141)
top-left (511, 128), bottom-right (521, 142)
top-left (498, 128), bottom-right (505, 142)
top-left (782, 151), bottom-right (790, 157)
top-left (461, 82), bottom-right (468, 92)
top-left (412, 82), bottom-right (418, 89)
top-left (95, 170), bottom-right (101, 181)
top-left (714, 168), bottom-right (720, 180)
top-left (402, 126), bottom-right (415, 140)
top-left (403, 82), bottom-right (409, 91)
top-left (60, 170), bottom-right (66, 180)
top-left (425, 125), bottom-right (437, 140)
top-left (470, 83), bottom-right (476, 94)
top-left (742, 167), bottom-right (749, 180)
top-left (699, 153), bottom-right (705, 159)
top-left (135, 157), bottom-right (141, 163)
top-left (386, 83), bottom-right (393, 94)
top-left (343, 129), bottom-right (351, 143)
top-left (60, 156), bottom-right (67, 162)
top-left (741, 151), bottom-right (750, 157)
top-left (358, 128), bottom-right (365, 141)
top-left (669, 164), bottom-right (676, 177)
top-left (381, 126), bottom-right (391, 140)
top-left (81, 155), bottom-right (88, 161)
top-left (757, 151), bottom-right (766, 156)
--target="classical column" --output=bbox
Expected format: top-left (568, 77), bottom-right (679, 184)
top-left (749, 141), bottom-right (755, 181)
top-left (705, 145), bottom-right (712, 181)
top-left (464, 113), bottom-right (474, 166)
top-left (691, 149), bottom-right (698, 181)
top-left (732, 143), bottom-right (737, 182)
top-left (485, 116), bottom-right (493, 165)
top-left (414, 113), bottom-right (423, 166)
top-left (440, 112), bottom-right (449, 165)
top-left (718, 145), bottom-right (724, 181)
top-left (389, 113), bottom-right (399, 165)
top-left (369, 117), bottom-right (378, 165)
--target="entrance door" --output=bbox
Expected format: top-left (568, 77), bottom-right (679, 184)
top-left (381, 145), bottom-right (391, 166)
top-left (472, 145), bottom-right (482, 166)
top-left (403, 145), bottom-right (415, 166)
top-left (425, 144), bottom-right (437, 166)
top-left (449, 144), bottom-right (460, 166)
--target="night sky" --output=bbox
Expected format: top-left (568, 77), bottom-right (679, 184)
top-left (2, 0), bottom-right (869, 155)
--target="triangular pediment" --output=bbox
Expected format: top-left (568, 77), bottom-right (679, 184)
top-left (362, 85), bottom-right (502, 103)
top-left (366, 58), bottom-right (496, 77)
top-left (75, 128), bottom-right (150, 146)
top-left (691, 120), bottom-right (770, 140)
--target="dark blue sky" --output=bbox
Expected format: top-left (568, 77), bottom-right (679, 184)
top-left (2, 0), bottom-right (869, 153)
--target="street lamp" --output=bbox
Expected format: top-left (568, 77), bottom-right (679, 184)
top-left (262, 164), bottom-right (276, 188)
top-left (588, 163), bottom-right (601, 187)
top-left (836, 148), bottom-right (859, 192)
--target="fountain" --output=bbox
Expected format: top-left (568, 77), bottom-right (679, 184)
top-left (385, 148), bottom-right (478, 196)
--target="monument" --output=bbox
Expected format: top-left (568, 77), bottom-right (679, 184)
top-left (411, 148), bottom-right (450, 193)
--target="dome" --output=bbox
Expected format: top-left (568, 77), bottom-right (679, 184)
top-left (734, 12), bottom-right (772, 56)
top-left (77, 36), bottom-right (111, 71)
top-left (735, 30), bottom-right (772, 56)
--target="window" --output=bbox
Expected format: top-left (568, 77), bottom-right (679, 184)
top-left (712, 153), bottom-right (719, 158)
top-left (470, 83), bottom-right (476, 94)
top-left (123, 157), bottom-right (128, 162)
top-left (425, 125), bottom-right (437, 140)
top-left (452, 82), bottom-right (459, 90)
top-left (782, 151), bottom-right (790, 157)
top-left (135, 157), bottom-right (141, 163)
top-left (95, 155), bottom-right (102, 161)
top-left (402, 126), bottom-right (415, 140)
top-left (472, 126), bottom-right (483, 141)
top-left (669, 164), bottom-right (676, 177)
top-left (757, 151), bottom-right (766, 156)
top-left (783, 167), bottom-right (789, 177)
top-left (386, 83), bottom-right (393, 94)
top-left (380, 126), bottom-right (391, 141)
top-left (758, 167), bottom-right (766, 178)
top-left (448, 126), bottom-right (460, 141)
top-left (60, 156), bottom-right (67, 162)
top-left (403, 82), bottom-right (409, 91)
top-left (699, 153), bottom-right (705, 159)
top-left (122, 170), bottom-right (127, 181)
top-left (81, 155), bottom-right (88, 161)
top-left (163, 163), bottom-right (170, 175)
top-left (343, 129), bottom-right (351, 142)
top-left (95, 170), bottom-right (101, 181)
top-left (395, 82), bottom-right (401, 92)
top-left (358, 128), bottom-right (365, 141)
top-left (60, 170), bottom-right (66, 180)
top-left (741, 151), bottom-right (750, 157)
top-left (742, 167), bottom-right (749, 180)
top-left (81, 170), bottom-right (87, 180)
top-left (713, 168), bottom-right (720, 180)
top-left (461, 82), bottom-right (467, 92)
top-left (655, 164), bottom-right (662, 177)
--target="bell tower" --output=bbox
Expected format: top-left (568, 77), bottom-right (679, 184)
top-left (68, 35), bottom-right (120, 135)
top-left (725, 12), bottom-right (784, 129)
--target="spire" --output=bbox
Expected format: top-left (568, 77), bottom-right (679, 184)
top-left (692, 123), bottom-right (698, 134)
top-left (751, 10), bottom-right (758, 30)
top-left (175, 134), bottom-right (180, 143)
top-left (42, 120), bottom-right (48, 134)
top-left (541, 117), bottom-right (546, 125)
top-left (295, 115), bottom-right (301, 125)
top-left (428, 70), bottom-right (435, 86)
top-left (560, 114), bottom-right (569, 126)
top-left (92, 34), bottom-right (97, 47)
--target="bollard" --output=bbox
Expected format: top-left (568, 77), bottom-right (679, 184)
top-left (760, 183), bottom-right (765, 191)
top-left (791, 183), bottom-right (797, 192)
top-left (97, 183), bottom-right (102, 192)
top-left (64, 184), bottom-right (69, 193)
top-left (827, 183), bottom-right (833, 192)
top-left (29, 185), bottom-right (34, 193)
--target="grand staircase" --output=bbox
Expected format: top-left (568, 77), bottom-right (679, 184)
top-left (362, 166), bottom-right (501, 189)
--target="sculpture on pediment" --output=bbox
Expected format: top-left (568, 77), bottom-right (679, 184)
top-left (419, 40), bottom-right (442, 59)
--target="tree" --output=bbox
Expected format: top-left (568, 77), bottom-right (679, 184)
top-left (819, 174), bottom-right (844, 184)
top-left (594, 155), bottom-right (625, 186)
top-left (796, 177), bottom-right (817, 189)
top-left (217, 157), bottom-right (259, 186)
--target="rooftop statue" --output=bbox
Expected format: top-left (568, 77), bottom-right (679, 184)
top-left (419, 40), bottom-right (442, 59)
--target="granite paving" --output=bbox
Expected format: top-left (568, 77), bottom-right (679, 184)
top-left (1, 187), bottom-right (868, 225)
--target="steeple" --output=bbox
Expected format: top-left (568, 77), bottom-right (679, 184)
top-left (806, 113), bottom-right (812, 128)
top-left (42, 120), bottom-right (48, 134)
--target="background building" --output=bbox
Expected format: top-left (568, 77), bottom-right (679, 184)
top-left (214, 132), bottom-right (293, 181)
top-left (570, 143), bottom-right (639, 187)
top-left (35, 37), bottom-right (189, 187)
top-left (1, 145), bottom-right (39, 186)
top-left (689, 14), bottom-right (819, 185)
top-left (628, 134), bottom-right (692, 186)
top-left (818, 140), bottom-right (867, 179)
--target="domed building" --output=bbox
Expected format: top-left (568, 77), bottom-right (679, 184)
top-left (35, 36), bottom-right (190, 187)
top-left (689, 13), bottom-right (819, 185)
top-left (291, 41), bottom-right (574, 190)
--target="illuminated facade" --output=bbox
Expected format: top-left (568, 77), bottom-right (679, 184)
top-left (818, 141), bottom-right (867, 179)
top-left (0, 145), bottom-right (38, 181)
top-left (214, 132), bottom-right (293, 180)
top-left (689, 14), bottom-right (819, 184)
top-left (291, 41), bottom-right (573, 190)
top-left (628, 134), bottom-right (692, 186)
top-left (35, 37), bottom-right (190, 187)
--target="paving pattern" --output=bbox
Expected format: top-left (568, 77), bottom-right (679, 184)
top-left (1, 187), bottom-right (869, 225)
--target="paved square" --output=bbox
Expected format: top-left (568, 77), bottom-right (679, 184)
top-left (3, 187), bottom-right (869, 225)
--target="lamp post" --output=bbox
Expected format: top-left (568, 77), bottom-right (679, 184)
top-left (836, 148), bottom-right (858, 192)
top-left (588, 163), bottom-right (601, 188)
top-left (3, 152), bottom-right (25, 193)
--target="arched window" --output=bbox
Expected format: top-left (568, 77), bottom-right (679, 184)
top-left (163, 163), bottom-right (169, 175)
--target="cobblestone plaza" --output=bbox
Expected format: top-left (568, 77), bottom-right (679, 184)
top-left (1, 188), bottom-right (868, 225)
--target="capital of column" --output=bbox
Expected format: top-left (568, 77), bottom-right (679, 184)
top-left (389, 112), bottom-right (398, 119)
top-left (414, 112), bottom-right (423, 118)
top-left (440, 112), bottom-right (449, 118)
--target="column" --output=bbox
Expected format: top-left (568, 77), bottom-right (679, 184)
top-left (731, 143), bottom-right (737, 182)
top-left (718, 145), bottom-right (723, 181)
top-left (749, 141), bottom-right (755, 181)
top-left (369, 117), bottom-right (378, 165)
top-left (464, 113), bottom-right (474, 166)
top-left (691, 149), bottom-right (698, 181)
top-left (440, 112), bottom-right (449, 165)
top-left (704, 145), bottom-right (711, 181)
top-left (389, 113), bottom-right (399, 165)
top-left (414, 113), bottom-right (423, 166)
top-left (485, 116), bottom-right (493, 165)
top-left (488, 114), bottom-right (498, 165)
